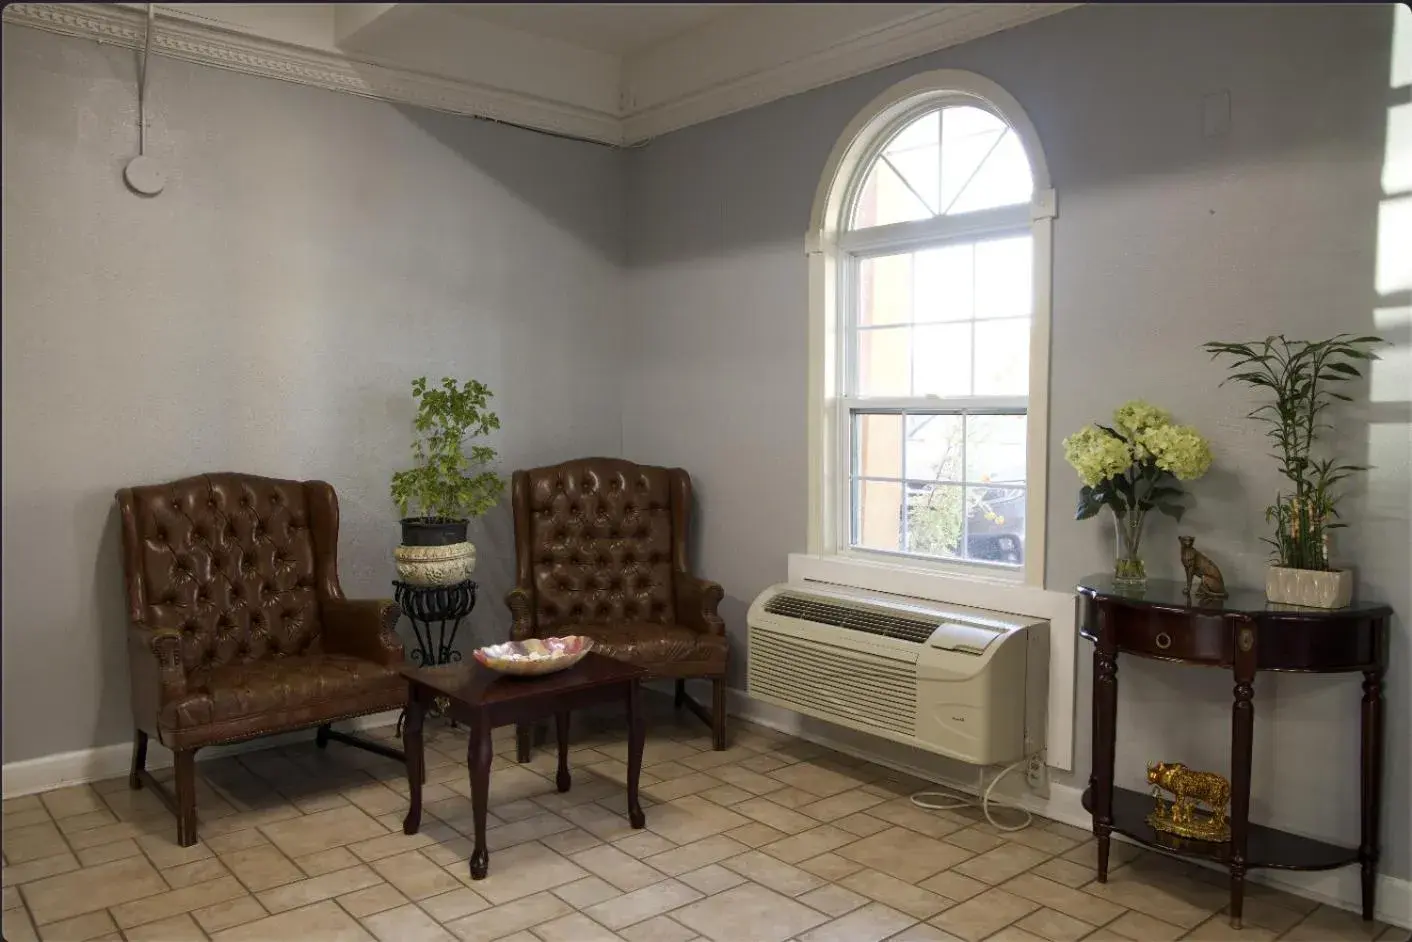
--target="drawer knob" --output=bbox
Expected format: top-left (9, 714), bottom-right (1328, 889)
top-left (1155, 632), bottom-right (1173, 650)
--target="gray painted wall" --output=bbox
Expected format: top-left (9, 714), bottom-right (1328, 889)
top-left (623, 5), bottom-right (1410, 879)
top-left (1, 27), bottom-right (626, 764)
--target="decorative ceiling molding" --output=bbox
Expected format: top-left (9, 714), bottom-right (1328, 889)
top-left (0, 2), bottom-right (624, 145)
top-left (620, 3), bottom-right (1080, 143)
top-left (3, 2), bottom-right (1078, 148)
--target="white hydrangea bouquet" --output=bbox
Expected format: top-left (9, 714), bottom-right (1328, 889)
top-left (1063, 401), bottom-right (1213, 587)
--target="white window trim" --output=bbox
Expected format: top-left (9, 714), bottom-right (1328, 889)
top-left (806, 70), bottom-right (1056, 589)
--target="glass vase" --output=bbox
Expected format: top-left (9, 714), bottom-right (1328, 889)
top-left (1111, 507), bottom-right (1147, 590)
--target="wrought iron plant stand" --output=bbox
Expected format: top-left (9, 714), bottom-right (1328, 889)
top-left (393, 578), bottom-right (478, 735)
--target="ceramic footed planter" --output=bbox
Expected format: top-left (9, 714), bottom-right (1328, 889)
top-left (395, 517), bottom-right (476, 586)
top-left (394, 542), bottom-right (477, 586)
top-left (1265, 566), bottom-right (1352, 609)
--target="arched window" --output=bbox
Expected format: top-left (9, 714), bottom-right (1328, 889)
top-left (807, 71), bottom-right (1054, 585)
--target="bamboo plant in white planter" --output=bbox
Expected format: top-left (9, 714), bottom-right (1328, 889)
top-left (1204, 334), bottom-right (1384, 608)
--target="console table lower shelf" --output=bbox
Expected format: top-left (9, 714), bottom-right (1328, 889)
top-left (1080, 785), bottom-right (1360, 871)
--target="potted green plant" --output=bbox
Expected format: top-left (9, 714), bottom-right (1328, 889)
top-left (390, 376), bottom-right (505, 586)
top-left (1063, 400), bottom-right (1213, 590)
top-left (1204, 334), bottom-right (1384, 608)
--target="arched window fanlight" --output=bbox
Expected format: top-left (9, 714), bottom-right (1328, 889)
top-left (849, 105), bottom-right (1034, 230)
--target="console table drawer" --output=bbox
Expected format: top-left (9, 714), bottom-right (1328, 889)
top-left (1112, 610), bottom-right (1230, 664)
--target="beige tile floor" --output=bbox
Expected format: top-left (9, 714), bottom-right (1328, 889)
top-left (2, 697), bottom-right (1403, 942)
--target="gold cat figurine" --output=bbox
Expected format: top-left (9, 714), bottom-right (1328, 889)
top-left (1179, 536), bottom-right (1228, 599)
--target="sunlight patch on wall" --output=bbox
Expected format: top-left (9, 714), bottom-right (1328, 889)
top-left (1373, 4), bottom-right (1411, 375)
top-left (1372, 307), bottom-right (1411, 404)
top-left (1386, 103), bottom-right (1412, 194)
top-left (1376, 197), bottom-right (1411, 296)
top-left (1366, 5), bottom-right (1411, 554)
top-left (1392, 4), bottom-right (1412, 89)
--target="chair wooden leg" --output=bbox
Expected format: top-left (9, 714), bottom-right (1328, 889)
top-left (129, 730), bottom-right (148, 790)
top-left (315, 724), bottom-right (331, 749)
top-left (516, 723), bottom-right (533, 763)
top-left (173, 749), bottom-right (198, 847)
top-left (674, 679), bottom-right (687, 708)
top-left (712, 677), bottom-right (728, 751)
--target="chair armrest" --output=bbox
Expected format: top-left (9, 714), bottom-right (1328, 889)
top-left (128, 625), bottom-right (187, 702)
top-left (674, 573), bottom-right (725, 636)
top-left (322, 598), bottom-right (404, 667)
top-left (506, 587), bottom-right (535, 641)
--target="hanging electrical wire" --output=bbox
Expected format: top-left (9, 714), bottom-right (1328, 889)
top-left (138, 1), bottom-right (154, 156)
top-left (125, 2), bottom-right (166, 195)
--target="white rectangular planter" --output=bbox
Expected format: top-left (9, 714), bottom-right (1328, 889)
top-left (1266, 566), bottom-right (1353, 609)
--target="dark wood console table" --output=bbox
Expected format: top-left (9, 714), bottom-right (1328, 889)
top-left (1077, 576), bottom-right (1390, 928)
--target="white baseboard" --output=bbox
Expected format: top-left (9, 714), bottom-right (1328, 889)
top-left (1, 710), bottom-right (400, 798)
top-left (725, 688), bottom-right (1411, 930)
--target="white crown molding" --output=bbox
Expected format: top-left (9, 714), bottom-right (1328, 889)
top-left (4, 2), bottom-right (1079, 148)
top-left (1, 2), bottom-right (625, 145)
top-left (621, 3), bottom-right (1080, 144)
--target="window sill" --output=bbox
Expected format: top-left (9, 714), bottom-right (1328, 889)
top-left (787, 552), bottom-right (1050, 612)
top-left (828, 547), bottom-right (1028, 588)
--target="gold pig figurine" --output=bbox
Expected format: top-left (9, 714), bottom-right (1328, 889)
top-left (1146, 761), bottom-right (1231, 842)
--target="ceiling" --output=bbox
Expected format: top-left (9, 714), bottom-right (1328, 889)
top-left (444, 3), bottom-right (743, 56)
top-left (6, 2), bottom-right (1079, 145)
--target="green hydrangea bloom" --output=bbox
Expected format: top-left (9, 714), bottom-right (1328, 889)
top-left (1062, 425), bottom-right (1133, 487)
top-left (1113, 400), bottom-right (1173, 438)
top-left (1140, 423), bottom-right (1213, 480)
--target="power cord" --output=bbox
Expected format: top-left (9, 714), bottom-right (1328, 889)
top-left (909, 756), bottom-right (1035, 832)
top-left (138, 2), bottom-right (154, 156)
top-left (124, 2), bottom-right (166, 196)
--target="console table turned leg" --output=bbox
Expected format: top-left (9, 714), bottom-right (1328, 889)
top-left (1228, 653), bottom-right (1256, 929)
top-left (1093, 645), bottom-right (1119, 882)
top-left (1360, 663), bottom-right (1385, 922)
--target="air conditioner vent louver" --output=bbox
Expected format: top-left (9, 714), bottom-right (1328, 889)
top-left (748, 627), bottom-right (916, 737)
top-left (763, 591), bottom-right (937, 644)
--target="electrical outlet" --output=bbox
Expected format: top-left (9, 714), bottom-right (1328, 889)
top-left (1026, 753), bottom-right (1050, 797)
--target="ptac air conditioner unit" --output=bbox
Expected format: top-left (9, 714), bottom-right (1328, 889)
top-left (747, 582), bottom-right (1049, 766)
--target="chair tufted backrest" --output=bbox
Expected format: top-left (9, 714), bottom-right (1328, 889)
top-left (513, 458), bottom-right (691, 632)
top-left (116, 473), bottom-right (339, 673)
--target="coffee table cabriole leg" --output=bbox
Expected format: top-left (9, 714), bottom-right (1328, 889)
top-left (402, 685), bottom-right (426, 835)
top-left (555, 712), bottom-right (572, 793)
top-left (468, 711), bottom-right (494, 880)
top-left (626, 679), bottom-right (646, 829)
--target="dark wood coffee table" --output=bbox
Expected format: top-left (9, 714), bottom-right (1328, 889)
top-left (399, 653), bottom-right (647, 879)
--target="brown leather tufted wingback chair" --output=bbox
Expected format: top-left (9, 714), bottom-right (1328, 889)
top-left (507, 458), bottom-right (729, 752)
top-left (116, 473), bottom-right (407, 846)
